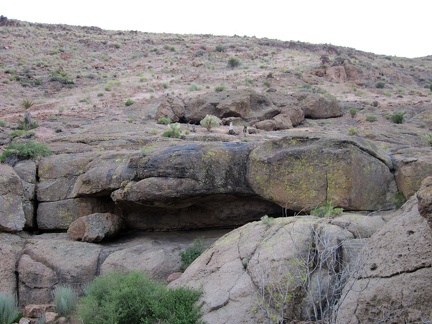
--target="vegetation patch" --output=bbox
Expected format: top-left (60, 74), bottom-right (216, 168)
top-left (77, 271), bottom-right (203, 324)
top-left (0, 141), bottom-right (52, 162)
top-left (180, 237), bottom-right (205, 271)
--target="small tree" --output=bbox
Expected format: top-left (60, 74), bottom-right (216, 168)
top-left (227, 57), bottom-right (241, 69)
top-left (390, 112), bottom-right (405, 124)
top-left (200, 115), bottom-right (221, 132)
top-left (162, 123), bottom-right (182, 139)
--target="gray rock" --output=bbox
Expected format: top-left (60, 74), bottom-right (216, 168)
top-left (0, 164), bottom-right (25, 232)
top-left (67, 213), bottom-right (123, 242)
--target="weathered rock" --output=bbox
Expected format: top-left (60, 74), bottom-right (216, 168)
top-left (336, 196), bottom-right (432, 323)
top-left (247, 134), bottom-right (396, 211)
top-left (0, 233), bottom-right (24, 296)
top-left (37, 153), bottom-right (96, 202)
top-left (37, 197), bottom-right (114, 230)
top-left (299, 93), bottom-right (342, 118)
top-left (186, 89), bottom-right (278, 123)
top-left (18, 237), bottom-right (101, 305)
top-left (417, 176), bottom-right (432, 230)
top-left (169, 215), bottom-right (373, 323)
top-left (24, 304), bottom-right (55, 318)
top-left (0, 164), bottom-right (25, 232)
top-left (154, 95), bottom-right (186, 122)
top-left (14, 160), bottom-right (37, 229)
top-left (395, 154), bottom-right (432, 199)
top-left (67, 213), bottom-right (123, 242)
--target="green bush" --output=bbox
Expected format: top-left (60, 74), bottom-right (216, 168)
top-left (180, 238), bottom-right (205, 272)
top-left (189, 83), bottom-right (201, 91)
top-left (200, 115), bottom-right (221, 132)
top-left (124, 98), bottom-right (135, 106)
top-left (215, 45), bottom-right (225, 52)
top-left (375, 81), bottom-right (385, 89)
top-left (348, 127), bottom-right (358, 136)
top-left (77, 271), bottom-right (203, 324)
top-left (162, 123), bottom-right (182, 139)
top-left (390, 112), bottom-right (405, 124)
top-left (54, 286), bottom-right (78, 317)
top-left (17, 118), bottom-right (39, 131)
top-left (9, 130), bottom-right (35, 139)
top-left (365, 115), bottom-right (377, 122)
top-left (348, 108), bottom-right (359, 118)
top-left (157, 117), bottom-right (172, 125)
top-left (311, 202), bottom-right (343, 218)
top-left (215, 85), bottom-right (226, 92)
top-left (227, 57), bottom-right (241, 69)
top-left (0, 120), bottom-right (7, 127)
top-left (0, 141), bottom-right (52, 162)
top-left (0, 293), bottom-right (20, 324)
top-left (422, 133), bottom-right (432, 146)
top-left (162, 82), bottom-right (169, 89)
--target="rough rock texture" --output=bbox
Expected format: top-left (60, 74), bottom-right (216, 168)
top-left (13, 160), bottom-right (37, 229)
top-left (0, 233), bottom-right (24, 296)
top-left (417, 176), bottom-right (432, 230)
top-left (336, 196), bottom-right (432, 323)
top-left (186, 89), bottom-right (278, 123)
top-left (67, 212), bottom-right (124, 242)
top-left (247, 134), bottom-right (396, 211)
top-left (17, 236), bottom-right (101, 306)
top-left (0, 164), bottom-right (25, 232)
top-left (37, 197), bottom-right (114, 230)
top-left (111, 142), bottom-right (281, 229)
top-left (169, 214), bottom-right (384, 323)
top-left (394, 153), bottom-right (432, 199)
top-left (154, 95), bottom-right (186, 122)
top-left (298, 93), bottom-right (342, 118)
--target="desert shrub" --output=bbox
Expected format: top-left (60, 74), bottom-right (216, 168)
top-left (0, 293), bottom-right (20, 324)
top-left (180, 238), bottom-right (205, 271)
top-left (215, 85), bottom-right (226, 92)
top-left (200, 115), bottom-right (221, 132)
top-left (394, 192), bottom-right (406, 209)
top-left (124, 98), bottom-right (134, 106)
top-left (77, 271), bottom-right (203, 324)
top-left (422, 133), bottom-right (432, 146)
top-left (365, 115), bottom-right (377, 122)
top-left (162, 82), bottom-right (169, 89)
top-left (348, 108), bottom-right (359, 118)
top-left (215, 45), bottom-right (225, 52)
top-left (348, 127), bottom-right (358, 136)
top-left (21, 99), bottom-right (34, 109)
top-left (17, 117), bottom-right (39, 131)
top-left (390, 112), bottom-right (405, 124)
top-left (9, 130), bottom-right (35, 139)
top-left (195, 50), bottom-right (205, 57)
top-left (372, 101), bottom-right (379, 107)
top-left (162, 123), bottom-right (182, 139)
top-left (310, 202), bottom-right (343, 218)
top-left (54, 286), bottom-right (78, 317)
top-left (227, 57), bottom-right (241, 69)
top-left (0, 120), bottom-right (7, 127)
top-left (0, 141), bottom-right (51, 163)
top-left (157, 117), bottom-right (171, 125)
top-left (189, 83), bottom-right (201, 91)
top-left (375, 81), bottom-right (385, 89)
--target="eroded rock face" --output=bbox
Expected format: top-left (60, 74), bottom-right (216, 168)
top-left (67, 212), bottom-right (123, 242)
top-left (154, 95), bottom-right (186, 122)
top-left (0, 164), bottom-right (25, 232)
top-left (0, 233), bottom-right (24, 296)
top-left (247, 134), bottom-right (396, 211)
top-left (417, 176), bottom-right (432, 230)
top-left (169, 214), bottom-right (385, 323)
top-left (395, 154), bottom-right (432, 199)
top-left (336, 196), bottom-right (432, 323)
top-left (13, 161), bottom-right (37, 229)
top-left (17, 236), bottom-right (101, 306)
top-left (298, 93), bottom-right (342, 118)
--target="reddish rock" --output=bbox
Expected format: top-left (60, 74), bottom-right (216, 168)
top-left (67, 213), bottom-right (123, 242)
top-left (167, 272), bottom-right (182, 283)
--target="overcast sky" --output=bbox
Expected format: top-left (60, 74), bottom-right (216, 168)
top-left (2, 0), bottom-right (430, 58)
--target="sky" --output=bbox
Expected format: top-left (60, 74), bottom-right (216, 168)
top-left (2, 0), bottom-right (430, 58)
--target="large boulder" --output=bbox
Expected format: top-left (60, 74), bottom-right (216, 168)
top-left (0, 164), bottom-right (25, 232)
top-left (169, 214), bottom-right (385, 323)
top-left (17, 236), bottom-right (101, 306)
top-left (247, 134), bottom-right (396, 211)
top-left (298, 93), bottom-right (342, 118)
top-left (111, 142), bottom-right (281, 230)
top-left (394, 153), bottom-right (432, 199)
top-left (154, 95), bottom-right (186, 122)
top-left (0, 233), bottom-right (24, 296)
top-left (67, 212), bottom-right (124, 242)
top-left (336, 196), bottom-right (432, 323)
top-left (417, 176), bottom-right (432, 230)
top-left (186, 89), bottom-right (278, 123)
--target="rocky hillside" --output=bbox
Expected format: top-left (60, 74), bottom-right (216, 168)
top-left (0, 18), bottom-right (431, 323)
